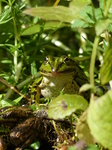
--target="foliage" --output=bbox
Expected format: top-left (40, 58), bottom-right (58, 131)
top-left (0, 0), bottom-right (112, 149)
top-left (88, 90), bottom-right (112, 149)
top-left (47, 94), bottom-right (88, 119)
top-left (100, 39), bottom-right (112, 84)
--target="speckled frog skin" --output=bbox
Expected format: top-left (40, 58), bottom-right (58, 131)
top-left (38, 55), bottom-right (88, 99)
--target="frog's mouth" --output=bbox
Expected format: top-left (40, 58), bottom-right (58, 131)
top-left (40, 71), bottom-right (74, 77)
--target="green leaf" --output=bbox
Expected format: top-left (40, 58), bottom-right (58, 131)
top-left (100, 39), bottom-right (112, 84)
top-left (0, 17), bottom-right (13, 24)
top-left (23, 0), bottom-right (91, 24)
top-left (23, 6), bottom-right (75, 23)
top-left (1, 96), bottom-right (23, 107)
top-left (0, 0), bottom-right (8, 3)
top-left (76, 110), bottom-right (95, 145)
top-left (87, 90), bottom-right (112, 149)
top-left (69, 0), bottom-right (91, 17)
top-left (69, 0), bottom-right (91, 9)
top-left (99, 0), bottom-right (104, 10)
top-left (29, 140), bottom-right (40, 149)
top-left (72, 6), bottom-right (103, 28)
top-left (72, 19), bottom-right (91, 28)
top-left (0, 7), bottom-right (13, 25)
top-left (68, 143), bottom-right (100, 150)
top-left (13, 96), bottom-right (24, 104)
top-left (95, 19), bottom-right (110, 36)
top-left (31, 61), bottom-right (38, 76)
top-left (68, 146), bottom-right (77, 150)
top-left (1, 99), bottom-right (16, 107)
top-left (86, 145), bottom-right (100, 150)
top-left (0, 7), bottom-right (11, 22)
top-left (0, 126), bottom-right (10, 133)
top-left (47, 94), bottom-right (88, 119)
top-left (79, 84), bottom-right (93, 93)
top-left (21, 22), bottom-right (68, 36)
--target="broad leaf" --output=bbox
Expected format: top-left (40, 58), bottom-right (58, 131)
top-left (23, 6), bottom-right (75, 23)
top-left (69, 0), bottom-right (91, 19)
top-left (23, 0), bottom-right (91, 24)
top-left (87, 90), bottom-right (112, 149)
top-left (76, 110), bottom-right (95, 144)
top-left (95, 19), bottom-right (110, 36)
top-left (100, 39), bottom-right (112, 84)
top-left (47, 94), bottom-right (88, 119)
top-left (70, 0), bottom-right (91, 10)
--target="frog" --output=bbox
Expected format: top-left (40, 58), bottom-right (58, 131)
top-left (29, 55), bottom-right (89, 102)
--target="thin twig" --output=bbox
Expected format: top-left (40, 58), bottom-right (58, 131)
top-left (0, 77), bottom-right (30, 101)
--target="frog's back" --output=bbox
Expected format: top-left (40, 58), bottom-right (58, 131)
top-left (72, 60), bottom-right (88, 87)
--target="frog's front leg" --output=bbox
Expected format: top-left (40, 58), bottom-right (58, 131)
top-left (29, 77), bottom-right (42, 104)
top-left (33, 86), bottom-right (41, 104)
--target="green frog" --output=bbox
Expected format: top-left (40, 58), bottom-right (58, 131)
top-left (30, 55), bottom-right (89, 102)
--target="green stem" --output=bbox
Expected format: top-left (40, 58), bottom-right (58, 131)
top-left (4, 0), bottom-right (22, 99)
top-left (9, 0), bottom-right (21, 83)
top-left (104, 0), bottom-right (111, 17)
top-left (17, 72), bottom-right (41, 90)
top-left (0, 1), bottom-right (2, 14)
top-left (90, 36), bottom-right (100, 93)
top-left (13, 18), bottom-right (19, 83)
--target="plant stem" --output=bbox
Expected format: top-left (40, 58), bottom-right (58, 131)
top-left (104, 0), bottom-right (111, 17)
top-left (53, 0), bottom-right (60, 6)
top-left (90, 36), bottom-right (100, 94)
top-left (17, 72), bottom-right (41, 90)
top-left (4, 0), bottom-right (23, 99)
top-left (0, 1), bottom-right (2, 14)
top-left (13, 18), bottom-right (19, 83)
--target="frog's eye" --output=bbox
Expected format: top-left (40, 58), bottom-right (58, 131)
top-left (64, 56), bottom-right (69, 62)
top-left (44, 56), bottom-right (49, 62)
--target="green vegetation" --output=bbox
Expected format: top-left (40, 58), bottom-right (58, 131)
top-left (0, 0), bottom-right (112, 149)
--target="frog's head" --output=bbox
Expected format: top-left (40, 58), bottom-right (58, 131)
top-left (40, 56), bottom-right (77, 76)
